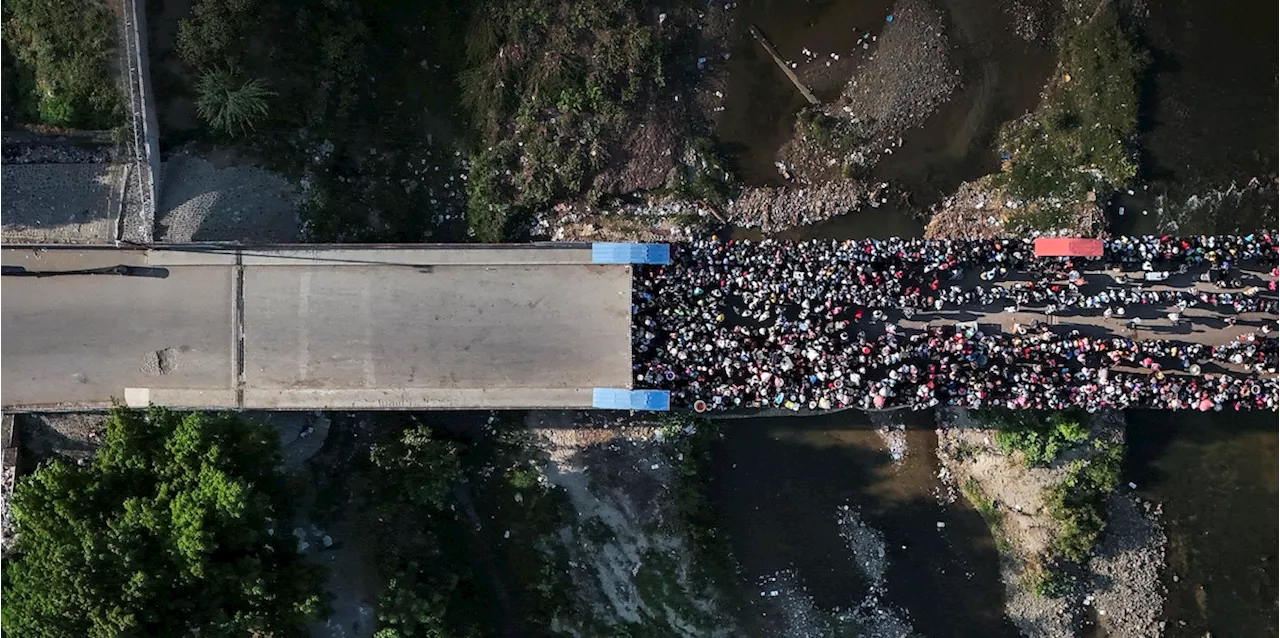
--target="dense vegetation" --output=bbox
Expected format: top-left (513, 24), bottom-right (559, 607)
top-left (976, 409), bottom-right (1091, 467)
top-left (1044, 441), bottom-right (1124, 564)
top-left (169, 0), bottom-right (471, 241)
top-left (993, 2), bottom-right (1147, 230)
top-left (974, 409), bottom-right (1125, 597)
top-left (164, 0), bottom-right (698, 242)
top-left (460, 0), bottom-right (673, 240)
top-left (1, 0), bottom-right (122, 128)
top-left (1, 409), bottom-right (326, 636)
top-left (357, 416), bottom-right (590, 637)
top-left (360, 424), bottom-right (470, 637)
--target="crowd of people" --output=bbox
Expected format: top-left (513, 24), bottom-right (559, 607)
top-left (633, 235), bottom-right (1279, 412)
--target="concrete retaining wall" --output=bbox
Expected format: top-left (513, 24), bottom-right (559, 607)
top-left (120, 0), bottom-right (160, 242)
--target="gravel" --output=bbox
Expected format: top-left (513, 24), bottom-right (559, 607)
top-left (1, 163), bottom-right (123, 243)
top-left (755, 569), bottom-right (833, 637)
top-left (3, 143), bottom-right (112, 164)
top-left (158, 152), bottom-right (299, 243)
top-left (727, 180), bottom-right (891, 232)
top-left (834, 0), bottom-right (960, 156)
top-left (835, 505), bottom-right (916, 638)
top-left (1088, 493), bottom-right (1168, 637)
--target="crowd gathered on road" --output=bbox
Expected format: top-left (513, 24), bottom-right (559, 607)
top-left (633, 235), bottom-right (1280, 412)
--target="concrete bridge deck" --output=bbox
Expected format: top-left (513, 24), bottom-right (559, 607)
top-left (1, 244), bottom-right (634, 411)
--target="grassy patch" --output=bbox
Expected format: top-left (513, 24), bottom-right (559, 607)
top-left (961, 477), bottom-right (1010, 553)
top-left (1044, 440), bottom-right (1123, 564)
top-left (992, 2), bottom-right (1147, 230)
top-left (2, 0), bottom-right (123, 129)
top-left (976, 408), bottom-right (1090, 467)
top-left (795, 108), bottom-right (869, 152)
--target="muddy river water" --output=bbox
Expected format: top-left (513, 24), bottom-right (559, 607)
top-left (709, 411), bottom-right (1022, 636)
top-left (707, 0), bottom-right (1277, 634)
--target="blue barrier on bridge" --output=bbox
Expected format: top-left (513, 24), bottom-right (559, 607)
top-left (591, 243), bottom-right (671, 265)
top-left (592, 388), bottom-right (671, 411)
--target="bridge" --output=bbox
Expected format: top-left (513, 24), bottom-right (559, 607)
top-left (4, 239), bottom-right (1276, 413)
top-left (1, 244), bottom-right (649, 412)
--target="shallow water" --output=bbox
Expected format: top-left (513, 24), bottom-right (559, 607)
top-left (1135, 0), bottom-right (1279, 190)
top-left (715, 0), bottom-right (898, 188)
top-left (1125, 411), bottom-right (1279, 637)
top-left (708, 410), bottom-right (1021, 636)
top-left (716, 0), bottom-right (1055, 203)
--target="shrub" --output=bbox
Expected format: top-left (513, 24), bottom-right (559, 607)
top-left (979, 409), bottom-right (1090, 467)
top-left (3, 0), bottom-right (122, 128)
top-left (1043, 442), bottom-right (1123, 563)
top-left (175, 0), bottom-right (257, 70)
top-left (195, 67), bottom-right (275, 136)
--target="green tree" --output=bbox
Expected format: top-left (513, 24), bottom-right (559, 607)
top-left (370, 425), bottom-right (460, 511)
top-left (364, 425), bottom-right (472, 637)
top-left (1, 408), bottom-right (326, 637)
top-left (196, 67), bottom-right (275, 136)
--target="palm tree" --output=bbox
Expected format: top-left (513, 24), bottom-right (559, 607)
top-left (195, 67), bottom-right (275, 136)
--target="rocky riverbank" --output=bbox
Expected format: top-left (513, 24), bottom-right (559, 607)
top-left (528, 412), bottom-right (742, 636)
top-left (936, 408), bottom-right (1168, 638)
top-left (780, 0), bottom-right (961, 183)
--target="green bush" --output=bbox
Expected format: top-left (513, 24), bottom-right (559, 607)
top-left (1, 408), bottom-right (326, 636)
top-left (979, 409), bottom-right (1090, 467)
top-left (195, 67), bottom-right (275, 136)
top-left (175, 0), bottom-right (257, 70)
top-left (3, 0), bottom-right (123, 128)
top-left (1044, 442), bottom-right (1123, 563)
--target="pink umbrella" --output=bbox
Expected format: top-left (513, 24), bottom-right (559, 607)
top-left (873, 395), bottom-right (886, 409)
top-left (1198, 399), bottom-right (1214, 412)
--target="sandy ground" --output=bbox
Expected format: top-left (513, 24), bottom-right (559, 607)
top-left (158, 149), bottom-right (300, 243)
top-left (937, 408), bottom-right (1075, 637)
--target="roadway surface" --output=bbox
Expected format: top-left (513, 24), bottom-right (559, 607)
top-left (2, 245), bottom-right (633, 411)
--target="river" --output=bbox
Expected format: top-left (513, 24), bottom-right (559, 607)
top-left (1125, 411), bottom-right (1278, 637)
top-left (705, 0), bottom-right (1277, 633)
top-left (716, 0), bottom-right (1055, 205)
top-left (708, 411), bottom-right (1021, 636)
